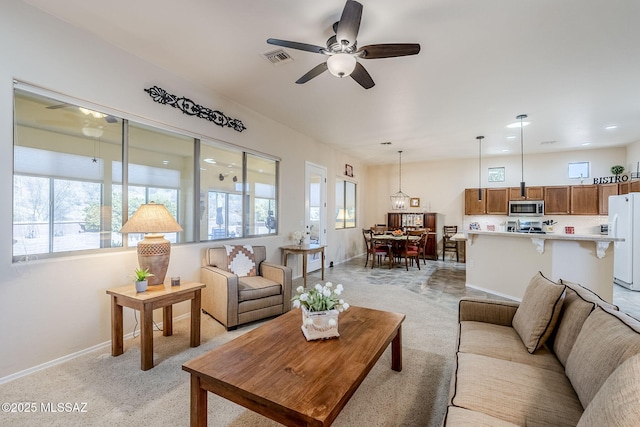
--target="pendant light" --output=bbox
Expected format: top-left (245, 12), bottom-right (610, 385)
top-left (390, 150), bottom-right (410, 210)
top-left (517, 114), bottom-right (528, 198)
top-left (476, 136), bottom-right (484, 201)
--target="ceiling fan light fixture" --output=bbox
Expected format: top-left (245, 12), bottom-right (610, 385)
top-left (82, 126), bottom-right (103, 138)
top-left (327, 53), bottom-right (356, 78)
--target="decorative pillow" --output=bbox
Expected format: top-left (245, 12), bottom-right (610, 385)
top-left (512, 271), bottom-right (566, 353)
top-left (224, 245), bottom-right (256, 277)
top-left (577, 354), bottom-right (640, 426)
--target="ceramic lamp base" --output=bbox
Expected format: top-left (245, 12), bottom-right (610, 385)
top-left (137, 233), bottom-right (171, 286)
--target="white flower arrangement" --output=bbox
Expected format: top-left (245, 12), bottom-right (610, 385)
top-left (292, 282), bottom-right (349, 313)
top-left (291, 230), bottom-right (305, 245)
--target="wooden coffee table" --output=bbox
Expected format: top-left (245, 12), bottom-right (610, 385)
top-left (182, 306), bottom-right (405, 426)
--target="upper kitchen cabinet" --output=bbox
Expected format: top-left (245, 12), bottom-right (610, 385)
top-left (465, 188), bottom-right (486, 215)
top-left (620, 180), bottom-right (640, 194)
top-left (508, 186), bottom-right (544, 200)
top-left (486, 188), bottom-right (509, 214)
top-left (598, 183), bottom-right (619, 215)
top-left (570, 185), bottom-right (599, 215)
top-left (544, 186), bottom-right (571, 214)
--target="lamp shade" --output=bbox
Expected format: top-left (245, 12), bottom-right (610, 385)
top-left (120, 202), bottom-right (182, 286)
top-left (327, 53), bottom-right (357, 78)
top-left (120, 202), bottom-right (183, 234)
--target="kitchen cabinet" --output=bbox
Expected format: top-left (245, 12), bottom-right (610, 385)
top-left (465, 188), bottom-right (486, 214)
top-left (570, 185), bottom-right (599, 215)
top-left (508, 186), bottom-right (544, 200)
top-left (621, 180), bottom-right (640, 194)
top-left (544, 186), bottom-right (571, 214)
top-left (486, 188), bottom-right (509, 214)
top-left (598, 183), bottom-right (619, 215)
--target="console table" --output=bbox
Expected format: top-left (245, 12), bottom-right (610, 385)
top-left (106, 281), bottom-right (205, 370)
top-left (281, 244), bottom-right (325, 286)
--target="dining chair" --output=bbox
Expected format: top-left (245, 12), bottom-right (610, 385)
top-left (371, 224), bottom-right (388, 234)
top-left (408, 230), bottom-right (429, 265)
top-left (442, 225), bottom-right (459, 261)
top-left (396, 234), bottom-right (421, 271)
top-left (362, 229), bottom-right (391, 268)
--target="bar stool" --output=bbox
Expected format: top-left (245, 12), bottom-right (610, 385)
top-left (442, 225), bottom-right (459, 261)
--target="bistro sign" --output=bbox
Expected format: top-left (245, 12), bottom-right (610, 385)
top-left (593, 173), bottom-right (637, 184)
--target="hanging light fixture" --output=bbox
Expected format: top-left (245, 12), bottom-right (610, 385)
top-left (390, 150), bottom-right (410, 210)
top-left (476, 136), bottom-right (484, 201)
top-left (517, 114), bottom-right (528, 198)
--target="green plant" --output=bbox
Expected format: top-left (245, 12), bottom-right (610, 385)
top-left (611, 165), bottom-right (624, 175)
top-left (133, 267), bottom-right (154, 282)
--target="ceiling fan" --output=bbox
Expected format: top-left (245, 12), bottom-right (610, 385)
top-left (267, 0), bottom-right (420, 89)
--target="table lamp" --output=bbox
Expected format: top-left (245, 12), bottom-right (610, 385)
top-left (120, 202), bottom-right (183, 286)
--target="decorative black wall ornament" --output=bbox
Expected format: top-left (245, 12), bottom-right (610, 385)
top-left (144, 86), bottom-right (247, 133)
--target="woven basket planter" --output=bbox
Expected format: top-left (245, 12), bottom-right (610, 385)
top-left (301, 306), bottom-right (340, 341)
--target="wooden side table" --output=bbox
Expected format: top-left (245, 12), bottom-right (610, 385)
top-left (281, 244), bottom-right (325, 287)
top-left (106, 281), bottom-right (205, 370)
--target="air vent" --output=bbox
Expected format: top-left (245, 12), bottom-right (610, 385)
top-left (262, 49), bottom-right (293, 65)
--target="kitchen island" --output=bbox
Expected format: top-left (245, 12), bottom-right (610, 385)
top-left (464, 230), bottom-right (623, 302)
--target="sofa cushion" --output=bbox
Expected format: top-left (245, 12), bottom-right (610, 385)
top-left (444, 406), bottom-right (520, 426)
top-left (225, 245), bottom-right (257, 277)
top-left (238, 276), bottom-right (282, 302)
top-left (451, 352), bottom-right (583, 426)
top-left (550, 287), bottom-right (596, 367)
top-left (560, 279), bottom-right (618, 311)
top-left (565, 306), bottom-right (640, 408)
top-left (512, 272), bottom-right (566, 353)
top-left (459, 321), bottom-right (564, 373)
top-left (576, 354), bottom-right (640, 427)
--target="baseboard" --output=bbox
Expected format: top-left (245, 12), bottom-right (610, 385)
top-left (0, 312), bottom-right (192, 385)
top-left (465, 283), bottom-right (521, 302)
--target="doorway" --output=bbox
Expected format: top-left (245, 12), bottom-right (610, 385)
top-left (305, 162), bottom-right (327, 274)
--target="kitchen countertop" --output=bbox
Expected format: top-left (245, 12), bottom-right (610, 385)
top-left (464, 230), bottom-right (623, 243)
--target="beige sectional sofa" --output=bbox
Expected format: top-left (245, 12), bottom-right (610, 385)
top-left (444, 272), bottom-right (640, 426)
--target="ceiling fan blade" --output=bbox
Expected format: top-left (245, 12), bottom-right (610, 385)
top-left (46, 103), bottom-right (69, 110)
top-left (296, 62), bottom-right (329, 84)
top-left (336, 0), bottom-right (363, 49)
top-left (350, 62), bottom-right (375, 89)
top-left (267, 38), bottom-right (326, 54)
top-left (357, 44), bottom-right (421, 59)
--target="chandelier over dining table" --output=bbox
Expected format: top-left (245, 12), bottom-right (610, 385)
top-left (390, 150), bottom-right (410, 210)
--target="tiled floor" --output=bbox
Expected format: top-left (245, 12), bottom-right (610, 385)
top-left (299, 255), bottom-right (640, 319)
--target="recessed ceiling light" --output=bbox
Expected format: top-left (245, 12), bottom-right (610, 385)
top-left (507, 136), bottom-right (516, 140)
top-left (605, 125), bottom-right (618, 130)
top-left (506, 121), bottom-right (530, 128)
top-left (162, 160), bottom-right (169, 165)
top-left (581, 142), bottom-right (591, 146)
top-left (502, 149), bottom-right (510, 152)
top-left (203, 158), bottom-right (216, 164)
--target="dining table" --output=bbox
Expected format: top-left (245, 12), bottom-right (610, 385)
top-left (372, 234), bottom-right (421, 268)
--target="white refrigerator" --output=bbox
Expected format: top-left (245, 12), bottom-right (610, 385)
top-left (609, 194), bottom-right (640, 291)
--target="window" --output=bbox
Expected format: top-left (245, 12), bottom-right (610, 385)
top-left (13, 83), bottom-right (279, 261)
top-left (13, 89), bottom-right (123, 259)
top-left (335, 179), bottom-right (356, 229)
top-left (568, 162), bottom-right (590, 179)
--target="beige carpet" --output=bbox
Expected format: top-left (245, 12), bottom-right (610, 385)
top-left (0, 261), bottom-right (464, 426)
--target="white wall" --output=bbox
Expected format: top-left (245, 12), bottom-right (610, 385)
top-left (0, 2), bottom-right (366, 380)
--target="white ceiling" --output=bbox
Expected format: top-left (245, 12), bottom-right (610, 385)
top-left (20, 0), bottom-right (640, 165)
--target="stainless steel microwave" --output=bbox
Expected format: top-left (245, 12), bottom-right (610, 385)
top-left (508, 200), bottom-right (544, 216)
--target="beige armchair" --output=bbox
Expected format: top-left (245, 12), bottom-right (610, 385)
top-left (201, 246), bottom-right (292, 330)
